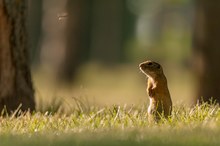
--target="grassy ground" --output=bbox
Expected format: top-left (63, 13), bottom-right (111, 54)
top-left (0, 64), bottom-right (213, 145)
top-left (1, 103), bottom-right (220, 146)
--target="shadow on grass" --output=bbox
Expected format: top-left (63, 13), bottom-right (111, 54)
top-left (0, 129), bottom-right (217, 146)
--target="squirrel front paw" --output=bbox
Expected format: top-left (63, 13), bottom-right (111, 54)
top-left (148, 88), bottom-right (155, 97)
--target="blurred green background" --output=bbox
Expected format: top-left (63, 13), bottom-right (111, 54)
top-left (28, 0), bottom-right (195, 112)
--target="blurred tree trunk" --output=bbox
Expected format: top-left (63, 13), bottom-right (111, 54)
top-left (0, 0), bottom-right (35, 112)
top-left (28, 0), bottom-right (42, 64)
top-left (60, 0), bottom-right (134, 82)
top-left (90, 0), bottom-right (125, 63)
top-left (59, 0), bottom-right (91, 81)
top-left (193, 0), bottom-right (220, 103)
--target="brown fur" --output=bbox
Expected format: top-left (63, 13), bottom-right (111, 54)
top-left (139, 60), bottom-right (172, 122)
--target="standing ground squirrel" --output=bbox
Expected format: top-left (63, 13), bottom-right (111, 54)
top-left (139, 60), bottom-right (172, 122)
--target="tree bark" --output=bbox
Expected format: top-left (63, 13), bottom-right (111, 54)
top-left (193, 0), bottom-right (220, 103)
top-left (0, 0), bottom-right (35, 112)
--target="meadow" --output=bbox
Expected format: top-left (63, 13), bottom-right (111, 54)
top-left (1, 64), bottom-right (219, 146)
top-left (0, 103), bottom-right (220, 146)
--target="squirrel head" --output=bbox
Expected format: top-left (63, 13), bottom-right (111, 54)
top-left (139, 60), bottom-right (163, 79)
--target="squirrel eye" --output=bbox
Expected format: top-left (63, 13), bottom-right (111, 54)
top-left (147, 62), bottom-right (153, 66)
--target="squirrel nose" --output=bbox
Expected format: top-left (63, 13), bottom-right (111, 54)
top-left (139, 63), bottom-right (143, 68)
top-left (139, 63), bottom-right (146, 69)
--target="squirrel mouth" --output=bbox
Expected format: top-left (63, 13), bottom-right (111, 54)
top-left (139, 66), bottom-right (147, 75)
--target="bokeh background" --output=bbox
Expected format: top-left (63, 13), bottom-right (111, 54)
top-left (28, 0), bottom-right (197, 112)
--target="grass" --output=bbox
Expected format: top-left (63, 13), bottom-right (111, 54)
top-left (2, 64), bottom-right (215, 145)
top-left (1, 102), bottom-right (220, 146)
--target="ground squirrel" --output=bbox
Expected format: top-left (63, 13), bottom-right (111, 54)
top-left (139, 60), bottom-right (172, 122)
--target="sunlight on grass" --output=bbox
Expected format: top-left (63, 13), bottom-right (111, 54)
top-left (0, 103), bottom-right (220, 146)
top-left (9, 62), bottom-right (215, 146)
